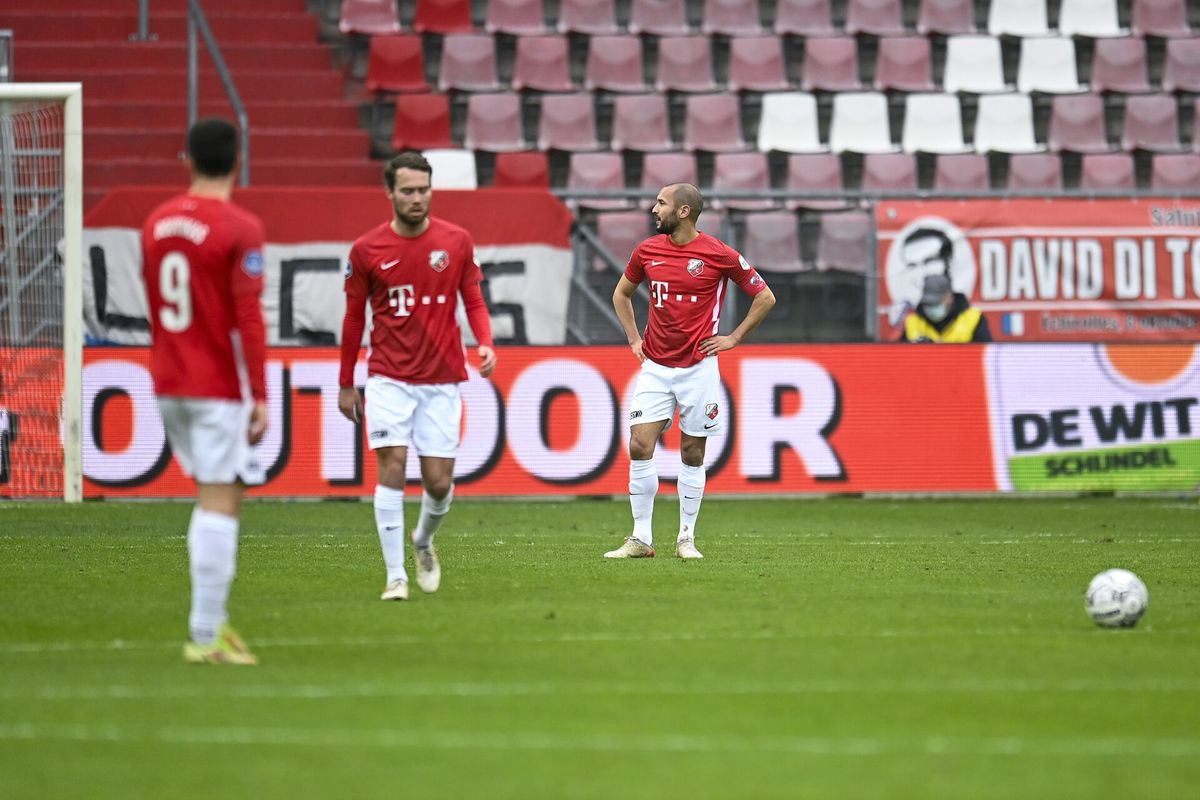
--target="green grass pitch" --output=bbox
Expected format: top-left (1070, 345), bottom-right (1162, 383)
top-left (1, 498), bottom-right (1198, 799)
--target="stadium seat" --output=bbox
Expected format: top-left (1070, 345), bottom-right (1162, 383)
top-left (702, 0), bottom-right (764, 36)
top-left (1163, 38), bottom-right (1200, 93)
top-left (740, 211), bottom-right (807, 273)
top-left (1017, 37), bottom-right (1083, 94)
top-left (340, 0), bottom-right (403, 35)
top-left (987, 0), bottom-right (1049, 37)
top-left (512, 35), bottom-right (576, 92)
top-left (594, 211), bottom-right (652, 270)
top-left (1080, 152), bottom-right (1136, 191)
top-left (756, 92), bottom-right (824, 153)
top-left (683, 94), bottom-right (747, 151)
top-left (695, 209), bottom-right (728, 238)
top-left (1122, 94), bottom-right (1182, 152)
top-left (845, 0), bottom-right (906, 36)
top-left (464, 93), bottom-right (527, 151)
top-left (585, 36), bottom-right (647, 93)
top-left (1151, 153), bottom-right (1200, 191)
top-left (727, 36), bottom-right (791, 92)
top-left (1058, 0), bottom-right (1126, 37)
top-left (568, 152), bottom-right (631, 209)
top-left (610, 95), bottom-right (674, 151)
top-left (485, 0), bottom-right (548, 35)
top-left (422, 148), bottom-right (478, 188)
top-left (901, 93), bottom-right (969, 153)
top-left (829, 92), bottom-right (896, 154)
top-left (934, 153), bottom-right (990, 191)
top-left (917, 0), bottom-right (976, 34)
top-left (1132, 0), bottom-right (1191, 38)
top-left (1007, 155), bottom-right (1063, 192)
top-left (558, 0), bottom-right (620, 34)
top-left (784, 153), bottom-right (850, 210)
top-left (537, 94), bottom-right (599, 151)
top-left (655, 37), bottom-right (719, 93)
top-left (974, 93), bottom-right (1042, 153)
top-left (1007, 153), bottom-right (1062, 190)
top-left (942, 35), bottom-right (1007, 94)
top-left (816, 211), bottom-right (871, 274)
top-left (391, 93), bottom-right (453, 150)
top-left (640, 153), bottom-right (698, 202)
top-left (861, 153), bottom-right (918, 193)
top-left (1047, 94), bottom-right (1110, 153)
top-left (413, 0), bottom-right (475, 33)
top-left (874, 36), bottom-right (935, 92)
top-left (365, 35), bottom-right (429, 94)
top-left (491, 150), bottom-right (550, 187)
top-left (438, 35), bottom-right (501, 92)
top-left (1193, 97), bottom-right (1200, 152)
top-left (801, 37), bottom-right (863, 92)
top-left (711, 152), bottom-right (776, 210)
top-left (774, 0), bottom-right (836, 35)
top-left (1090, 37), bottom-right (1151, 94)
top-left (628, 0), bottom-right (691, 35)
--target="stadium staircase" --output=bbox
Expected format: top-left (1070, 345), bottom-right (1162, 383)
top-left (7, 0), bottom-right (377, 210)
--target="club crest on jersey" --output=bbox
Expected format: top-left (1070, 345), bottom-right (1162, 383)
top-left (687, 258), bottom-right (705, 277)
top-left (242, 249), bottom-right (264, 278)
top-left (429, 250), bottom-right (450, 272)
top-left (343, 260), bottom-right (353, 280)
top-left (705, 403), bottom-right (719, 420)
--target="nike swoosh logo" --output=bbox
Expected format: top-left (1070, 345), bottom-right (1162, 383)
top-left (704, 423), bottom-right (717, 429)
top-left (650, 260), bottom-right (665, 266)
top-left (381, 259), bottom-right (400, 270)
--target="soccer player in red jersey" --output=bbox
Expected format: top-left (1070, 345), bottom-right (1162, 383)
top-left (338, 151), bottom-right (496, 601)
top-left (605, 183), bottom-right (776, 559)
top-left (141, 119), bottom-right (267, 664)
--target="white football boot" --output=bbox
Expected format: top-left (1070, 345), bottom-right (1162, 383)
top-left (604, 537), bottom-right (655, 558)
top-left (380, 579), bottom-right (410, 601)
top-left (414, 545), bottom-right (441, 593)
top-left (675, 537), bottom-right (704, 559)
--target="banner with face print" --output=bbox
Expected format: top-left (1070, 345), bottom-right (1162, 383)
top-left (876, 199), bottom-right (1200, 342)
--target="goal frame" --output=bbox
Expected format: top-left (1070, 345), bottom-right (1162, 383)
top-left (0, 82), bottom-right (83, 501)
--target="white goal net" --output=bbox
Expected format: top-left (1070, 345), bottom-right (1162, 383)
top-left (0, 83), bottom-right (82, 501)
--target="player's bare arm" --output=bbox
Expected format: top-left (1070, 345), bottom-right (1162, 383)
top-left (613, 275), bottom-right (645, 362)
top-left (248, 402), bottom-right (268, 445)
top-left (338, 386), bottom-right (364, 422)
top-left (699, 286), bottom-right (776, 356)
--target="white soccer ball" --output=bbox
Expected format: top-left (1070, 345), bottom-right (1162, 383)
top-left (1085, 568), bottom-right (1148, 628)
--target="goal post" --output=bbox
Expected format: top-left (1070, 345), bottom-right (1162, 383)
top-left (0, 82), bottom-right (83, 502)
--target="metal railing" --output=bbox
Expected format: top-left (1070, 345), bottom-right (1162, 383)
top-left (0, 30), bottom-right (12, 83)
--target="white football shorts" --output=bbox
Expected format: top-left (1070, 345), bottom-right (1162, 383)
top-left (628, 356), bottom-right (724, 437)
top-left (157, 396), bottom-right (265, 486)
top-left (364, 375), bottom-right (461, 457)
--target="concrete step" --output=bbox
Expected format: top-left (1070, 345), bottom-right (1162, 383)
top-left (87, 128), bottom-right (370, 160)
top-left (17, 41), bottom-right (334, 72)
top-left (84, 100), bottom-right (362, 129)
top-left (27, 69), bottom-right (346, 102)
top-left (87, 157), bottom-right (384, 188)
top-left (11, 0), bottom-right (307, 12)
top-left (7, 11), bottom-right (319, 44)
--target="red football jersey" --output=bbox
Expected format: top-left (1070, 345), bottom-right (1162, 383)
top-left (141, 194), bottom-right (266, 401)
top-left (342, 217), bottom-right (481, 384)
top-left (624, 231), bottom-right (769, 367)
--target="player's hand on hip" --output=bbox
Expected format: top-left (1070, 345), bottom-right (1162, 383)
top-left (247, 402), bottom-right (268, 445)
top-left (477, 345), bottom-right (497, 378)
top-left (699, 334), bottom-right (738, 356)
top-left (630, 339), bottom-right (645, 362)
top-left (338, 386), bottom-right (364, 423)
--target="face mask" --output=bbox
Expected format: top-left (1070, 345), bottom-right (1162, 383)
top-left (923, 302), bottom-right (950, 322)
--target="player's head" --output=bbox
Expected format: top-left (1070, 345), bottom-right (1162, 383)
top-left (901, 228), bottom-right (954, 276)
top-left (186, 118), bottom-right (239, 179)
top-left (384, 151), bottom-right (433, 228)
top-left (652, 183), bottom-right (704, 235)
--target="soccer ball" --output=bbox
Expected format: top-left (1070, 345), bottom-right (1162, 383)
top-left (1084, 568), bottom-right (1148, 628)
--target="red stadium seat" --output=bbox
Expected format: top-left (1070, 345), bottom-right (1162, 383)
top-left (1090, 37), bottom-right (1151, 95)
top-left (682, 94), bottom-right (747, 152)
top-left (784, 153), bottom-right (850, 210)
top-left (1151, 153), bottom-right (1200, 191)
top-left (391, 93), bottom-right (453, 150)
top-left (628, 0), bottom-right (691, 35)
top-left (413, 0), bottom-right (475, 33)
top-left (492, 151), bottom-right (551, 187)
top-left (1080, 153), bottom-right (1136, 191)
top-left (568, 152), bottom-right (632, 209)
top-left (438, 35), bottom-right (500, 92)
top-left (816, 211), bottom-right (871, 274)
top-left (1122, 94), bottom-right (1182, 152)
top-left (702, 0), bottom-right (764, 36)
top-left (1132, 0), bottom-right (1191, 38)
top-left (801, 37), bottom-right (863, 92)
top-left (1007, 153), bottom-right (1063, 191)
top-left (585, 36), bottom-right (648, 93)
top-left (845, 0), bottom-right (906, 36)
top-left (512, 35), bottom-right (576, 92)
top-left (727, 36), bottom-right (790, 92)
top-left (741, 211), bottom-right (807, 273)
top-left (1047, 94), bottom-right (1110, 153)
top-left (485, 0), bottom-right (548, 35)
top-left (640, 153), bottom-right (698, 207)
top-left (655, 37), bottom-right (719, 93)
top-left (917, 0), bottom-right (976, 34)
top-left (774, 0), bottom-right (836, 35)
top-left (558, 0), bottom-right (620, 34)
top-left (874, 36), bottom-right (934, 92)
top-left (1163, 38), bottom-right (1200, 93)
top-left (594, 211), bottom-right (652, 271)
top-left (365, 35), bottom-right (429, 94)
top-left (711, 152), bottom-right (776, 210)
top-left (340, 0), bottom-right (403, 35)
top-left (537, 94), bottom-right (599, 151)
top-left (934, 153), bottom-right (990, 191)
top-left (464, 93), bottom-right (527, 151)
top-left (861, 152), bottom-right (918, 193)
top-left (611, 95), bottom-right (675, 151)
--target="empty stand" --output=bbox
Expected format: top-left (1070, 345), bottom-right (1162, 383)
top-left (391, 93), bottom-right (453, 150)
top-left (485, 0), bottom-right (548, 35)
top-left (492, 150), bottom-right (550, 187)
top-left (702, 0), bottom-right (764, 36)
top-left (655, 37), bottom-right (719, 93)
top-left (365, 35), bottom-right (429, 94)
top-left (829, 92), bottom-right (896, 154)
top-left (558, 0), bottom-right (620, 35)
top-left (464, 93), bottom-right (526, 151)
top-left (874, 37), bottom-right (935, 92)
top-left (802, 37), bottom-right (863, 92)
top-left (423, 148), bottom-right (478, 188)
top-left (917, 0), bottom-right (976, 35)
top-left (683, 94), bottom-right (747, 151)
top-left (413, 0), bottom-right (476, 33)
top-left (816, 211), bottom-right (871, 273)
top-left (595, 211), bottom-right (652, 270)
top-left (1047, 94), bottom-right (1110, 153)
top-left (973, 93), bottom-right (1042, 153)
top-left (1090, 37), bottom-right (1151, 94)
top-left (568, 152), bottom-right (631, 209)
top-left (728, 36), bottom-right (790, 92)
top-left (1163, 38), bottom-right (1200, 93)
top-left (512, 35), bottom-right (576, 92)
top-left (586, 36), bottom-right (647, 92)
top-left (340, 0), bottom-right (403, 35)
top-left (641, 153), bottom-right (699, 202)
top-left (1016, 37), bottom-right (1083, 94)
top-left (861, 153), bottom-right (918, 192)
top-left (741, 211), bottom-right (807, 273)
top-left (611, 95), bottom-right (675, 151)
top-left (756, 92), bottom-right (825, 153)
top-left (1080, 153), bottom-right (1136, 191)
top-left (1151, 153), bottom-right (1200, 191)
top-left (934, 154), bottom-right (990, 191)
top-left (1007, 153), bottom-right (1063, 190)
top-left (845, 0), bottom-right (907, 36)
top-left (988, 0), bottom-right (1049, 37)
top-left (1121, 94), bottom-right (1182, 152)
top-left (711, 152), bottom-right (776, 209)
top-left (629, 0), bottom-right (692, 35)
top-left (537, 93), bottom-right (599, 151)
top-left (785, 153), bottom-right (849, 210)
top-left (1058, 0), bottom-right (1126, 37)
top-left (774, 0), bottom-right (836, 35)
top-left (1132, 0), bottom-right (1191, 37)
top-left (943, 35), bottom-right (1007, 94)
top-left (902, 93), bottom-right (970, 154)
top-left (438, 34), bottom-right (500, 92)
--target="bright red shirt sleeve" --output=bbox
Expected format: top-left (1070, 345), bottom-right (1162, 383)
top-left (339, 247), bottom-right (368, 388)
top-left (623, 242), bottom-right (646, 284)
top-left (231, 219), bottom-right (267, 402)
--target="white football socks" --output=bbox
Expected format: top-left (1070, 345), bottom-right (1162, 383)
top-left (678, 462), bottom-right (706, 542)
top-left (629, 458), bottom-right (658, 545)
top-left (374, 485), bottom-right (408, 584)
top-left (412, 485), bottom-right (453, 549)
top-left (187, 507), bottom-right (238, 645)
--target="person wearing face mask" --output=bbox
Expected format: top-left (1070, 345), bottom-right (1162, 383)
top-left (902, 273), bottom-right (991, 343)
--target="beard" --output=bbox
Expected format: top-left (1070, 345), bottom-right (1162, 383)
top-left (394, 202), bottom-right (428, 227)
top-left (654, 214), bottom-right (677, 234)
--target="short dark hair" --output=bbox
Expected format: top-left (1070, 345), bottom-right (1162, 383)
top-left (384, 151), bottom-right (433, 191)
top-left (669, 182), bottom-right (704, 221)
top-left (902, 228), bottom-right (954, 272)
top-left (187, 118), bottom-right (238, 178)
